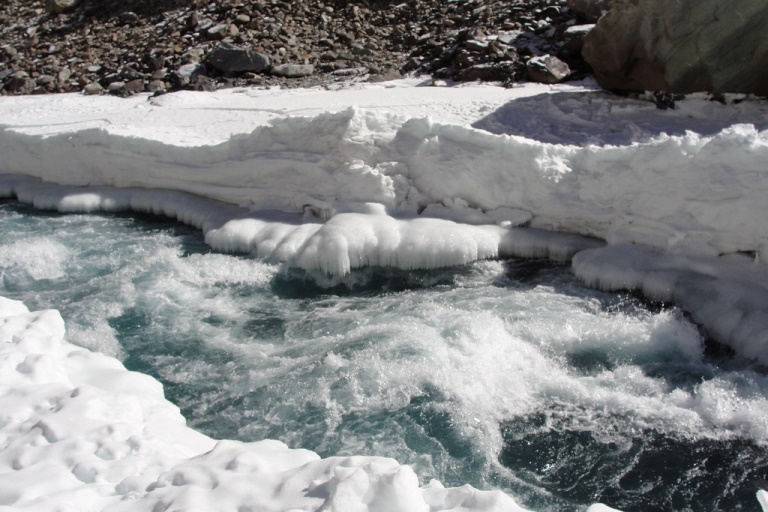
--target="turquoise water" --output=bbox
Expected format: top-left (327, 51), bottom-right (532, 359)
top-left (1, 199), bottom-right (767, 511)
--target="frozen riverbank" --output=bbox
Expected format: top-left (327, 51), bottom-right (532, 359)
top-left (1, 80), bottom-right (768, 364)
top-left (1, 79), bottom-right (768, 511)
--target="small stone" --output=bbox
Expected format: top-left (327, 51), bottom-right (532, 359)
top-left (58, 68), bottom-right (72, 82)
top-left (465, 39), bottom-right (489, 52)
top-left (207, 23), bottom-right (237, 40)
top-left (36, 75), bottom-right (55, 86)
top-left (270, 64), bottom-right (314, 78)
top-left (147, 80), bottom-right (166, 92)
top-left (368, 68), bottom-right (402, 83)
top-left (526, 54), bottom-right (571, 84)
top-left (125, 79), bottom-right (145, 92)
top-left (83, 82), bottom-right (103, 95)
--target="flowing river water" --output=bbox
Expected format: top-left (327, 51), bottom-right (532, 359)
top-left (1, 200), bottom-right (766, 511)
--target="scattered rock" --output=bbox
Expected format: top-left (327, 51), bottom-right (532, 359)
top-left (368, 69), bottom-right (402, 83)
top-left (2, 0), bottom-right (591, 96)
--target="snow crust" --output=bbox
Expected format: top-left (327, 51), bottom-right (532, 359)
top-left (1, 79), bottom-right (768, 510)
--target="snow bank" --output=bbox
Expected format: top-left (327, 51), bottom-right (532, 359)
top-left (573, 245), bottom-right (768, 364)
top-left (0, 295), bottom-right (531, 512)
top-left (2, 88), bottom-right (767, 261)
top-left (1, 83), bottom-right (767, 361)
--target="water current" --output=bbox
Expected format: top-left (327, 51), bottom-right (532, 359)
top-left (1, 200), bottom-right (766, 511)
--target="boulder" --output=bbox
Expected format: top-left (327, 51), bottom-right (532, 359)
top-left (567, 0), bottom-right (612, 22)
top-left (582, 0), bottom-right (768, 96)
top-left (207, 43), bottom-right (270, 74)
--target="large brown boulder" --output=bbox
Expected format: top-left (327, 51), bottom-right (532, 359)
top-left (582, 0), bottom-right (768, 96)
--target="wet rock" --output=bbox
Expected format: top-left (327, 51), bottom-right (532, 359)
top-left (118, 12), bottom-right (140, 25)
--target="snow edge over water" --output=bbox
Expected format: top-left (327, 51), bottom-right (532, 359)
top-left (2, 104), bottom-right (768, 366)
top-left (0, 295), bottom-right (534, 512)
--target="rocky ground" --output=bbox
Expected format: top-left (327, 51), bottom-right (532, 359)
top-left (1, 0), bottom-right (596, 96)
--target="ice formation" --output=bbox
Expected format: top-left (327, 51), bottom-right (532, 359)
top-left (1, 80), bottom-right (768, 510)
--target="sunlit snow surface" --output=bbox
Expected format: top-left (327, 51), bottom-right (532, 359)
top-left (1, 79), bottom-right (768, 511)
